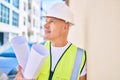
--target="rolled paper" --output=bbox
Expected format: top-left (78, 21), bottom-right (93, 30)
top-left (23, 44), bottom-right (49, 79)
top-left (11, 36), bottom-right (30, 71)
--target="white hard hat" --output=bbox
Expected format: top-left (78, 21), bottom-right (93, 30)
top-left (45, 3), bottom-right (74, 25)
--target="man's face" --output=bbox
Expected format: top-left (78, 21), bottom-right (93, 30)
top-left (44, 17), bottom-right (67, 41)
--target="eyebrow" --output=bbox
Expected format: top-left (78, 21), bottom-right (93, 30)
top-left (46, 18), bottom-right (55, 22)
top-left (46, 17), bottom-right (65, 22)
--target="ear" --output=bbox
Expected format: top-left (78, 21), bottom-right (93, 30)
top-left (63, 23), bottom-right (70, 30)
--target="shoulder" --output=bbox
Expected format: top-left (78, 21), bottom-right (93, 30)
top-left (71, 43), bottom-right (86, 54)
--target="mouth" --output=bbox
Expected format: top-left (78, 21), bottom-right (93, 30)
top-left (44, 29), bottom-right (51, 34)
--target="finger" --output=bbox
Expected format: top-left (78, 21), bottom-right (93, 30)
top-left (18, 65), bottom-right (22, 71)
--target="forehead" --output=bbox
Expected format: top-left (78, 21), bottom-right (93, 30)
top-left (46, 16), bottom-right (65, 22)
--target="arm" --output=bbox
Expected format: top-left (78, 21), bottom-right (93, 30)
top-left (79, 63), bottom-right (87, 80)
top-left (79, 74), bottom-right (87, 80)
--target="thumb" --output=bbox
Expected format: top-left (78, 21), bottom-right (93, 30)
top-left (17, 65), bottom-right (23, 76)
top-left (18, 65), bottom-right (22, 72)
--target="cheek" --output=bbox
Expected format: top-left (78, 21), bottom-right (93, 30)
top-left (53, 27), bottom-right (64, 36)
top-left (50, 23), bottom-right (65, 35)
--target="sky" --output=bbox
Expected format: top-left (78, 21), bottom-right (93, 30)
top-left (41, 0), bottom-right (64, 10)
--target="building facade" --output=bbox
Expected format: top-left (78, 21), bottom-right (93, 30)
top-left (0, 0), bottom-right (41, 46)
top-left (27, 0), bottom-right (41, 43)
top-left (0, 0), bottom-right (28, 46)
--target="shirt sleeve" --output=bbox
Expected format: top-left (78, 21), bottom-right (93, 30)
top-left (80, 63), bottom-right (87, 76)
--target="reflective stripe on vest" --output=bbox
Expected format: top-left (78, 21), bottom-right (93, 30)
top-left (70, 48), bottom-right (85, 80)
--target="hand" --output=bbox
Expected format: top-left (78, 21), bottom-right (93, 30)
top-left (14, 65), bottom-right (24, 80)
top-left (14, 65), bottom-right (34, 80)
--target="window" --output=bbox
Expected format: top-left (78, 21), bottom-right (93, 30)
top-left (0, 32), bottom-right (4, 46)
top-left (5, 0), bottom-right (10, 3)
top-left (23, 17), bottom-right (26, 25)
top-left (12, 0), bottom-right (19, 9)
top-left (28, 15), bottom-right (31, 22)
top-left (28, 2), bottom-right (31, 10)
top-left (12, 11), bottom-right (19, 27)
top-left (23, 2), bottom-right (26, 11)
top-left (33, 7), bottom-right (35, 15)
top-left (33, 19), bottom-right (35, 27)
top-left (40, 7), bottom-right (43, 11)
top-left (0, 4), bottom-right (10, 24)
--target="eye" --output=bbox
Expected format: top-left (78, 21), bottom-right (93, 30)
top-left (47, 20), bottom-right (55, 24)
top-left (49, 20), bottom-right (54, 23)
top-left (46, 18), bottom-right (56, 24)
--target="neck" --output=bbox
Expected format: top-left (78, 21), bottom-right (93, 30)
top-left (51, 39), bottom-right (68, 47)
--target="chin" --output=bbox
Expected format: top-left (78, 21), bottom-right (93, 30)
top-left (44, 36), bottom-right (50, 40)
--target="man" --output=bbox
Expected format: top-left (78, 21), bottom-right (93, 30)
top-left (14, 2), bottom-right (86, 80)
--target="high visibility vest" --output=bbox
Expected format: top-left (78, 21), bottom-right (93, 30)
top-left (37, 41), bottom-right (86, 80)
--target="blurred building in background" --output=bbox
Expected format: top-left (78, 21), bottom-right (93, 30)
top-left (0, 0), bottom-right (18, 45)
top-left (0, 0), bottom-right (28, 46)
top-left (27, 0), bottom-right (41, 43)
top-left (0, 0), bottom-right (41, 46)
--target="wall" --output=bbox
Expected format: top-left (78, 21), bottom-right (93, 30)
top-left (68, 0), bottom-right (87, 48)
top-left (69, 0), bottom-right (120, 80)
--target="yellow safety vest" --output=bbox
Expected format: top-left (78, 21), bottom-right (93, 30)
top-left (37, 41), bottom-right (86, 80)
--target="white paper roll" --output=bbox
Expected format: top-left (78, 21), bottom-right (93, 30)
top-left (23, 44), bottom-right (49, 79)
top-left (11, 36), bottom-right (30, 71)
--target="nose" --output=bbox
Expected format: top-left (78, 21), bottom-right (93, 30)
top-left (44, 22), bottom-right (50, 29)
